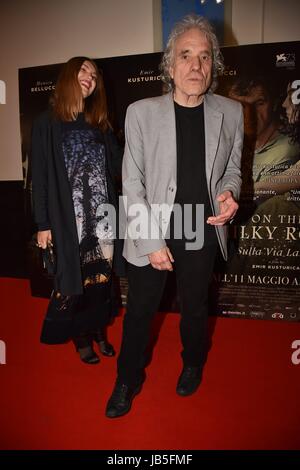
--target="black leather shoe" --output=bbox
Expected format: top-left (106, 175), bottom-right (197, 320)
top-left (176, 366), bottom-right (202, 396)
top-left (105, 380), bottom-right (142, 418)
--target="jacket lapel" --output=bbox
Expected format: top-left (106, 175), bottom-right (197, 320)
top-left (158, 92), bottom-right (177, 188)
top-left (204, 93), bottom-right (223, 182)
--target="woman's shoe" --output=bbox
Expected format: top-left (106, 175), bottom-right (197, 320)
top-left (94, 329), bottom-right (116, 357)
top-left (98, 340), bottom-right (115, 357)
top-left (77, 345), bottom-right (100, 364)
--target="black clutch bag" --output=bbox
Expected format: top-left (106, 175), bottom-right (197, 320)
top-left (42, 242), bottom-right (57, 275)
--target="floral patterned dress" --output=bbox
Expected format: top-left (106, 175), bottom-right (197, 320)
top-left (59, 113), bottom-right (114, 335)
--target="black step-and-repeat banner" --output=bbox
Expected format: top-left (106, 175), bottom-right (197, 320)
top-left (19, 42), bottom-right (300, 321)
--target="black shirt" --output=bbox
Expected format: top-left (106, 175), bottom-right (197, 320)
top-left (168, 101), bottom-right (217, 247)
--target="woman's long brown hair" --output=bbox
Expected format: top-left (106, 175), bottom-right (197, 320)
top-left (52, 56), bottom-right (110, 131)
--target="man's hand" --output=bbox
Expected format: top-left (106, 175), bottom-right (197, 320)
top-left (37, 230), bottom-right (52, 249)
top-left (148, 247), bottom-right (174, 271)
top-left (207, 191), bottom-right (238, 226)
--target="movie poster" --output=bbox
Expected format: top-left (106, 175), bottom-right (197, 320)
top-left (19, 42), bottom-right (300, 321)
top-left (214, 41), bottom-right (300, 322)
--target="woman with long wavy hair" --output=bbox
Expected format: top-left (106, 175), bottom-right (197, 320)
top-left (32, 57), bottom-right (124, 364)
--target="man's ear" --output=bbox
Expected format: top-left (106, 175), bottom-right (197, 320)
top-left (169, 66), bottom-right (174, 80)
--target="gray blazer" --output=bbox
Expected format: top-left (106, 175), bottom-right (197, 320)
top-left (122, 91), bottom-right (243, 266)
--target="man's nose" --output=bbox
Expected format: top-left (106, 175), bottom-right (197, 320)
top-left (191, 56), bottom-right (201, 70)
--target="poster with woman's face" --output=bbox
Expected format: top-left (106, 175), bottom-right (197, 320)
top-left (214, 41), bottom-right (300, 322)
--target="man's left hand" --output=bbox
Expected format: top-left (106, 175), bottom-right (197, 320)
top-left (207, 191), bottom-right (238, 226)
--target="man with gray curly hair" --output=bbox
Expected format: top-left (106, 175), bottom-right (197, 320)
top-left (106, 14), bottom-right (243, 418)
top-left (160, 14), bottom-right (224, 93)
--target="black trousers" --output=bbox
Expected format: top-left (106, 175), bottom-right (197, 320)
top-left (117, 243), bottom-right (218, 386)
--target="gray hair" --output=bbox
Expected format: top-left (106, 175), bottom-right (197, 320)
top-left (160, 14), bottom-right (224, 92)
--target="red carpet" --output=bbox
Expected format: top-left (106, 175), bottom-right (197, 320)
top-left (0, 277), bottom-right (300, 450)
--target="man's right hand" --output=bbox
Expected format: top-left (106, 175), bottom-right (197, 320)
top-left (148, 247), bottom-right (174, 271)
top-left (37, 230), bottom-right (52, 249)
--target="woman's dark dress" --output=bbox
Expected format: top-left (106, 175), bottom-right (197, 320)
top-left (37, 114), bottom-right (121, 344)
